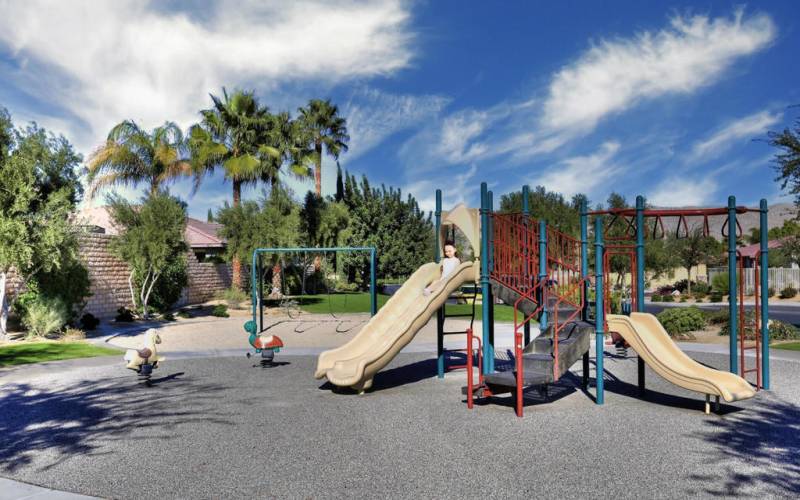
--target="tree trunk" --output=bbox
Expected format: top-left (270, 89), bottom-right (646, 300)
top-left (232, 180), bottom-right (243, 290)
top-left (686, 267), bottom-right (692, 295)
top-left (270, 262), bottom-right (282, 298)
top-left (315, 142), bottom-right (322, 197)
top-left (0, 271), bottom-right (8, 340)
top-left (128, 269), bottom-right (138, 311)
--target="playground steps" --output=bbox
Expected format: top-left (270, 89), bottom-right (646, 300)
top-left (482, 321), bottom-right (592, 391)
top-left (490, 280), bottom-right (538, 317)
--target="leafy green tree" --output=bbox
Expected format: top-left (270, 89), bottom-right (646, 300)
top-left (667, 228), bottom-right (721, 294)
top-left (189, 88), bottom-right (293, 287)
top-left (335, 162), bottom-right (345, 202)
top-left (207, 208), bottom-right (214, 223)
top-left (86, 120), bottom-right (191, 198)
top-left (107, 191), bottom-right (188, 318)
top-left (298, 99), bottom-right (349, 197)
top-left (499, 185), bottom-right (584, 235)
top-left (0, 111), bottom-right (85, 338)
top-left (769, 110), bottom-right (800, 205)
top-left (341, 173), bottom-right (432, 283)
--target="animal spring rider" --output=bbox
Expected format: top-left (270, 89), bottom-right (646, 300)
top-left (244, 320), bottom-right (284, 366)
top-left (123, 329), bottom-right (164, 384)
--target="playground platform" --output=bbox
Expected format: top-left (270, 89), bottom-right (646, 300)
top-left (1, 326), bottom-right (798, 498)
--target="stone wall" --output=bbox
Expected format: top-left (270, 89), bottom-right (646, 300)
top-left (80, 233), bottom-right (136, 319)
top-left (2, 233), bottom-right (236, 320)
top-left (184, 256), bottom-right (233, 304)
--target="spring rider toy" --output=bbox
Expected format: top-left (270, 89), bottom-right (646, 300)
top-left (123, 328), bottom-right (164, 385)
top-left (244, 320), bottom-right (284, 367)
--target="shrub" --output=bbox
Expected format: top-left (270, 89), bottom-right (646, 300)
top-left (162, 312), bottom-right (176, 321)
top-left (218, 287), bottom-right (249, 305)
top-left (706, 308), bottom-right (730, 325)
top-left (115, 307), bottom-right (135, 322)
top-left (693, 291), bottom-right (707, 301)
top-left (719, 314), bottom-right (800, 341)
top-left (709, 292), bottom-right (724, 303)
top-left (140, 256), bottom-right (188, 313)
top-left (64, 327), bottom-right (85, 340)
top-left (651, 294), bottom-right (662, 302)
top-left (212, 304), bottom-right (229, 317)
top-left (80, 312), bottom-right (100, 331)
top-left (779, 286), bottom-right (797, 299)
top-left (768, 287), bottom-right (776, 297)
top-left (672, 279), bottom-right (695, 293)
top-left (177, 310), bottom-right (192, 319)
top-left (693, 282), bottom-right (711, 295)
top-left (656, 284), bottom-right (676, 295)
top-left (22, 297), bottom-right (69, 338)
top-left (711, 273), bottom-right (729, 293)
top-left (662, 294), bottom-right (675, 303)
top-left (769, 320), bottom-right (800, 341)
top-left (680, 296), bottom-right (688, 303)
top-left (656, 306), bottom-right (707, 339)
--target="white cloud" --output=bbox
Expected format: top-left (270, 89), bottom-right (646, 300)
top-left (689, 110), bottom-right (781, 162)
top-left (537, 142), bottom-right (621, 199)
top-left (648, 176), bottom-right (719, 206)
top-left (541, 9), bottom-right (775, 140)
top-left (0, 0), bottom-right (415, 155)
top-left (405, 164), bottom-right (479, 212)
top-left (344, 87), bottom-right (450, 160)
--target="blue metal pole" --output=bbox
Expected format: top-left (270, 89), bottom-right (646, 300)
top-left (480, 183), bottom-right (492, 374)
top-left (635, 195), bottom-right (646, 395)
top-left (760, 199), bottom-right (770, 389)
top-left (539, 219), bottom-right (548, 333)
top-left (370, 248), bottom-right (377, 316)
top-left (435, 190), bottom-right (445, 378)
top-left (487, 190), bottom-right (495, 372)
top-left (595, 216), bottom-right (605, 404)
top-left (522, 185), bottom-right (531, 345)
top-left (728, 196), bottom-right (739, 375)
top-left (580, 200), bottom-right (588, 322)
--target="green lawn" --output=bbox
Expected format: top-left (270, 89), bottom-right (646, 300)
top-left (772, 342), bottom-right (800, 351)
top-left (266, 292), bottom-right (527, 323)
top-left (0, 342), bottom-right (123, 368)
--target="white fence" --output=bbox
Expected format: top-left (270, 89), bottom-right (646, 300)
top-left (708, 267), bottom-right (800, 295)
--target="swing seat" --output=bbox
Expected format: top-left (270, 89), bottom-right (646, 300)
top-left (253, 334), bottom-right (284, 350)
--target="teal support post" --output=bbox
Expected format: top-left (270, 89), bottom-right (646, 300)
top-left (435, 190), bottom-right (445, 378)
top-left (487, 191), bottom-right (495, 372)
top-left (580, 200), bottom-right (588, 322)
top-left (538, 220), bottom-right (548, 333)
top-left (522, 185), bottom-right (531, 345)
top-left (635, 196), bottom-right (646, 395)
top-left (760, 199), bottom-right (770, 389)
top-left (728, 196), bottom-right (739, 375)
top-left (480, 183), bottom-right (492, 374)
top-left (370, 248), bottom-right (377, 316)
top-left (594, 216), bottom-right (605, 404)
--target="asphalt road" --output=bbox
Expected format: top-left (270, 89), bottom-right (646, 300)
top-left (645, 302), bottom-right (800, 326)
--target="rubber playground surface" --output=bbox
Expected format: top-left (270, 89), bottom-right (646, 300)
top-left (1, 316), bottom-right (799, 499)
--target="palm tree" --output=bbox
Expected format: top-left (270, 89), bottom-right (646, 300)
top-left (189, 88), bottom-right (310, 288)
top-left (86, 121), bottom-right (191, 199)
top-left (298, 99), bottom-right (349, 197)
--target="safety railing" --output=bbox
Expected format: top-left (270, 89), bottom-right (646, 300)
top-left (738, 251), bottom-right (762, 389)
top-left (466, 328), bottom-right (483, 409)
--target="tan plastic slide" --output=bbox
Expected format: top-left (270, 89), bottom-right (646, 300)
top-left (607, 312), bottom-right (756, 408)
top-left (314, 260), bottom-right (478, 392)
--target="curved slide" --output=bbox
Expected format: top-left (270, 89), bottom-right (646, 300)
top-left (315, 261), bottom-right (477, 392)
top-left (607, 313), bottom-right (756, 404)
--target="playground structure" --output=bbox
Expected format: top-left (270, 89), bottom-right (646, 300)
top-left (246, 246), bottom-right (378, 337)
top-left (123, 328), bottom-right (164, 385)
top-left (460, 183), bottom-right (766, 416)
top-left (314, 205), bottom-right (481, 392)
top-left (245, 185), bottom-right (769, 417)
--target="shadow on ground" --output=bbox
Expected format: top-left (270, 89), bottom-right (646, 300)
top-left (0, 372), bottom-right (233, 473)
top-left (686, 393), bottom-right (800, 497)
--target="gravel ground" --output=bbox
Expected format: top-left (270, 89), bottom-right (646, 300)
top-left (1, 346), bottom-right (798, 499)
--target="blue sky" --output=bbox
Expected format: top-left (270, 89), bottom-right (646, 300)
top-left (1, 1), bottom-right (798, 218)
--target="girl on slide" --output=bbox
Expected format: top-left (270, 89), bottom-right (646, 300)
top-left (424, 241), bottom-right (460, 296)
